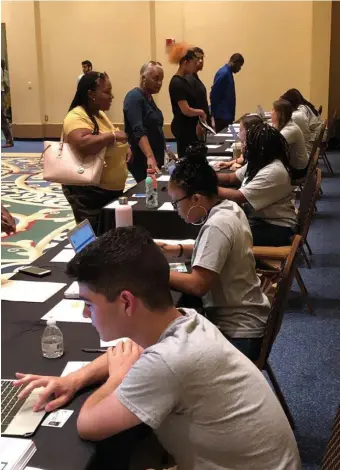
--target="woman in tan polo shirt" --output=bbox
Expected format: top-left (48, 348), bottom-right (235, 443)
top-left (63, 72), bottom-right (129, 233)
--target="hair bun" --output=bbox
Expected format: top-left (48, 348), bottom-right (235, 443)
top-left (185, 142), bottom-right (208, 162)
top-left (167, 42), bottom-right (190, 64)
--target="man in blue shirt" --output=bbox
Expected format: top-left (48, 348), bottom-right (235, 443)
top-left (210, 53), bottom-right (244, 133)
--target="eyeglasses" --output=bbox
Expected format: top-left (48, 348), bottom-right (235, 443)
top-left (171, 195), bottom-right (190, 210)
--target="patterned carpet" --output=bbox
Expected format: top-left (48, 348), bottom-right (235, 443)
top-left (1, 151), bottom-right (136, 276)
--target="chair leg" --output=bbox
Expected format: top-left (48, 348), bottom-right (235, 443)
top-left (265, 362), bottom-right (295, 430)
top-left (300, 246), bottom-right (311, 269)
top-left (305, 238), bottom-right (313, 256)
top-left (323, 153), bottom-right (334, 174)
top-left (295, 269), bottom-right (314, 314)
top-left (319, 186), bottom-right (323, 196)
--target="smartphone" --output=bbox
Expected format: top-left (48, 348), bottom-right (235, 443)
top-left (18, 266), bottom-right (52, 277)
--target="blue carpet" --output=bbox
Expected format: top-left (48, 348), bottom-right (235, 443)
top-left (1, 139), bottom-right (44, 153)
top-left (270, 150), bottom-right (340, 469)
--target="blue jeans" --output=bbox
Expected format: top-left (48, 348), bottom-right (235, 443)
top-left (227, 337), bottom-right (263, 362)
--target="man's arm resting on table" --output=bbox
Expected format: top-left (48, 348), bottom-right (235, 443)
top-left (77, 376), bottom-right (141, 441)
top-left (170, 266), bottom-right (217, 298)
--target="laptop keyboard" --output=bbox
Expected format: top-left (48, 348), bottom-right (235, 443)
top-left (1, 380), bottom-right (26, 433)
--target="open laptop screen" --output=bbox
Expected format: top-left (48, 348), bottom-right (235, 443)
top-left (68, 220), bottom-right (96, 253)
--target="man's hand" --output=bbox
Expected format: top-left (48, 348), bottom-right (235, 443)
top-left (13, 372), bottom-right (80, 412)
top-left (1, 204), bottom-right (16, 235)
top-left (114, 130), bottom-right (128, 143)
top-left (147, 155), bottom-right (161, 174)
top-left (107, 340), bottom-right (143, 380)
top-left (126, 146), bottom-right (132, 163)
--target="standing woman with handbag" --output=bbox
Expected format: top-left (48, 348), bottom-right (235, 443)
top-left (62, 72), bottom-right (129, 233)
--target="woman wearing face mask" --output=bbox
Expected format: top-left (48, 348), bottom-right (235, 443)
top-left (63, 72), bottom-right (129, 234)
top-left (168, 43), bottom-right (207, 158)
top-left (158, 142), bottom-right (270, 361)
top-left (216, 114), bottom-right (263, 171)
top-left (124, 62), bottom-right (174, 183)
top-left (271, 99), bottom-right (308, 179)
top-left (217, 122), bottom-right (297, 247)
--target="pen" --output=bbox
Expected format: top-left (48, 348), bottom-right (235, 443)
top-left (82, 348), bottom-right (107, 353)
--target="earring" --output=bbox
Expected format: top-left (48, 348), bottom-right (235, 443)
top-left (187, 205), bottom-right (208, 226)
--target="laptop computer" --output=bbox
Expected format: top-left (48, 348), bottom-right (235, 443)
top-left (1, 379), bottom-right (46, 437)
top-left (67, 219), bottom-right (96, 253)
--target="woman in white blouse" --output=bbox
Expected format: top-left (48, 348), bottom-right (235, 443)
top-left (271, 99), bottom-right (308, 179)
top-left (281, 88), bottom-right (322, 155)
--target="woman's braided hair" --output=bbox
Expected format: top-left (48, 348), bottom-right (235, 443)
top-left (170, 142), bottom-right (218, 197)
top-left (244, 121), bottom-right (291, 183)
top-left (69, 71), bottom-right (107, 135)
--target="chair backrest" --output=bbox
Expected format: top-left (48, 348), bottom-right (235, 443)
top-left (309, 121), bottom-right (327, 166)
top-left (256, 235), bottom-right (302, 370)
top-left (322, 406), bottom-right (340, 469)
top-left (318, 105), bottom-right (323, 116)
top-left (298, 167), bottom-right (322, 241)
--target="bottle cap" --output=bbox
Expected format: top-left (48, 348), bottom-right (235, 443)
top-left (119, 197), bottom-right (128, 205)
top-left (47, 317), bottom-right (56, 326)
top-left (145, 176), bottom-right (153, 184)
top-left (147, 168), bottom-right (155, 174)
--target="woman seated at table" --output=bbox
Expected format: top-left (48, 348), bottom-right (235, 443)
top-left (158, 142), bottom-right (270, 361)
top-left (124, 62), bottom-right (176, 183)
top-left (280, 88), bottom-right (322, 155)
top-left (168, 42), bottom-right (207, 158)
top-left (217, 122), bottom-right (297, 247)
top-left (63, 72), bottom-right (129, 234)
top-left (216, 114), bottom-right (262, 171)
top-left (271, 99), bottom-right (309, 179)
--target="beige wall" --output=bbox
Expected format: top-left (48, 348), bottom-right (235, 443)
top-left (328, 0), bottom-right (340, 120)
top-left (1, 0), bottom-right (333, 136)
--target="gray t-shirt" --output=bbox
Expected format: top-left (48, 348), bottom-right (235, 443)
top-left (281, 120), bottom-right (309, 170)
top-left (192, 199), bottom-right (270, 338)
top-left (236, 160), bottom-right (297, 228)
top-left (116, 309), bottom-right (301, 470)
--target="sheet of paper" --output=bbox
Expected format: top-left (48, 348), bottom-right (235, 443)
top-left (64, 243), bottom-right (72, 249)
top-left (42, 409), bottom-right (74, 428)
top-left (157, 175), bottom-right (170, 182)
top-left (1, 280), bottom-right (66, 303)
top-left (64, 281), bottom-right (79, 299)
top-left (26, 467), bottom-right (44, 469)
top-left (169, 263), bottom-right (188, 273)
top-left (132, 193), bottom-right (146, 198)
top-left (206, 144), bottom-right (220, 149)
top-left (158, 202), bottom-right (174, 211)
top-left (105, 200), bottom-right (138, 209)
top-left (100, 337), bottom-right (129, 347)
top-left (215, 133), bottom-right (233, 137)
top-left (207, 156), bottom-right (232, 161)
top-left (0, 437), bottom-right (36, 470)
top-left (41, 299), bottom-right (90, 323)
top-left (61, 361), bottom-right (90, 377)
top-left (51, 249), bottom-right (75, 263)
top-left (154, 238), bottom-right (195, 245)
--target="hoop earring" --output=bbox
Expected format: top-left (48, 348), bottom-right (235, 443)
top-left (187, 205), bottom-right (208, 226)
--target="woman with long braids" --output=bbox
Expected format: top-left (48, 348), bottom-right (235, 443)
top-left (218, 121), bottom-right (297, 246)
top-left (271, 99), bottom-right (308, 179)
top-left (62, 72), bottom-right (129, 233)
top-left (280, 88), bottom-right (322, 154)
top-left (168, 43), bottom-right (207, 158)
top-left (158, 142), bottom-right (270, 361)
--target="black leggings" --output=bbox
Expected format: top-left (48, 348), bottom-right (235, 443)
top-left (62, 185), bottom-right (123, 235)
top-left (171, 120), bottom-right (199, 159)
top-left (249, 218), bottom-right (295, 247)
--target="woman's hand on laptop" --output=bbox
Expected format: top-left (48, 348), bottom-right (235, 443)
top-left (13, 372), bottom-right (80, 412)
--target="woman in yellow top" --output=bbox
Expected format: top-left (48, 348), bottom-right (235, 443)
top-left (63, 72), bottom-right (129, 233)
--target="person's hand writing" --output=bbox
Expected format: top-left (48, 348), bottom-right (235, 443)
top-left (114, 130), bottom-right (128, 143)
top-left (13, 372), bottom-right (80, 412)
top-left (107, 340), bottom-right (143, 381)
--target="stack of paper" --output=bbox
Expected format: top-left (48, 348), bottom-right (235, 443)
top-left (1, 280), bottom-right (66, 303)
top-left (64, 281), bottom-right (79, 299)
top-left (41, 299), bottom-right (90, 323)
top-left (0, 437), bottom-right (36, 470)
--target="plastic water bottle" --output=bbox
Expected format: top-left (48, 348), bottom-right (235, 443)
top-left (145, 168), bottom-right (158, 209)
top-left (41, 318), bottom-right (64, 359)
top-left (115, 197), bottom-right (133, 227)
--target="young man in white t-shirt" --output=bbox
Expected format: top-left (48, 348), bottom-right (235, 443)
top-left (77, 59), bottom-right (93, 85)
top-left (218, 121), bottom-right (297, 246)
top-left (14, 227), bottom-right (301, 469)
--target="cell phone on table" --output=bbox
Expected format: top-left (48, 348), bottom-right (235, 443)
top-left (18, 266), bottom-right (52, 277)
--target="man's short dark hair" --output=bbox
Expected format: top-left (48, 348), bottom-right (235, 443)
top-left (230, 53), bottom-right (244, 64)
top-left (66, 226), bottom-right (173, 311)
top-left (82, 60), bottom-right (92, 68)
top-left (193, 47), bottom-right (204, 56)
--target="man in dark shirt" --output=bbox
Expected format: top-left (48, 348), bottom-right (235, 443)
top-left (210, 53), bottom-right (244, 133)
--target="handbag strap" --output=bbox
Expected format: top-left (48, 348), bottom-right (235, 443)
top-left (38, 130), bottom-right (64, 165)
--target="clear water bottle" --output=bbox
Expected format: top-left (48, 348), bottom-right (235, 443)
top-left (145, 168), bottom-right (158, 209)
top-left (41, 317), bottom-right (64, 359)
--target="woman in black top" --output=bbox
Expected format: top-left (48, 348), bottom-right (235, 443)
top-left (168, 43), bottom-right (207, 158)
top-left (124, 62), bottom-right (170, 182)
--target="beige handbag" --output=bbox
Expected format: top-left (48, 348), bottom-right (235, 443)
top-left (40, 133), bottom-right (106, 186)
